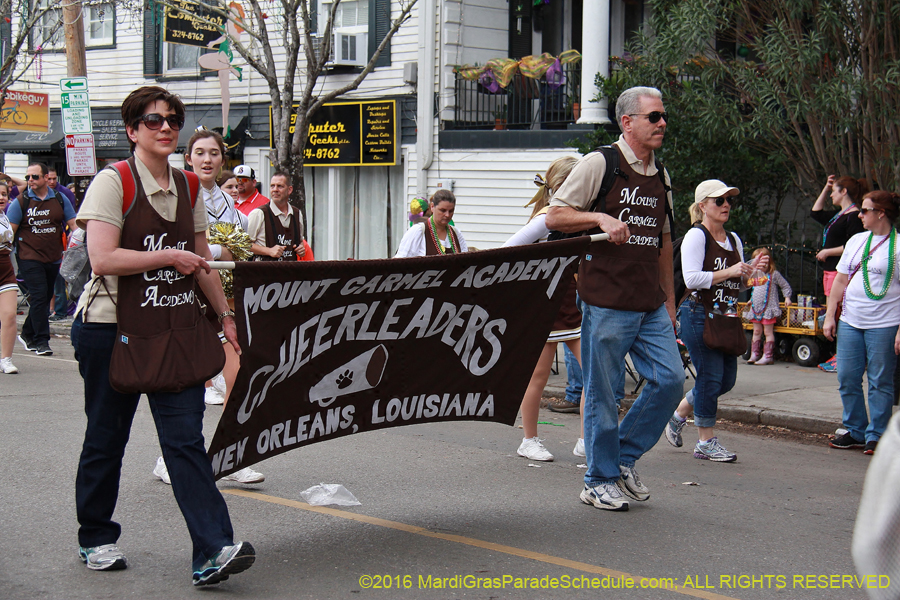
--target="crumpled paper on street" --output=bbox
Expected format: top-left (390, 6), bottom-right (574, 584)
top-left (300, 483), bottom-right (362, 506)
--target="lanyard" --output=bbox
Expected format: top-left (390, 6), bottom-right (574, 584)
top-left (822, 205), bottom-right (855, 247)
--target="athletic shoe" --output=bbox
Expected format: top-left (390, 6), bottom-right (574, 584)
top-left (204, 386), bottom-right (225, 405)
top-left (547, 398), bottom-right (580, 413)
top-left (617, 465), bottom-right (650, 501)
top-left (35, 343), bottom-right (53, 356)
top-left (0, 357), bottom-right (18, 374)
top-left (665, 414), bottom-right (686, 448)
top-left (79, 544), bottom-right (128, 571)
top-left (829, 431), bottom-right (865, 449)
top-left (818, 355), bottom-right (837, 373)
top-left (580, 482), bottom-right (629, 511)
top-left (17, 335), bottom-right (37, 352)
top-left (864, 441), bottom-right (878, 455)
top-left (221, 467), bottom-right (265, 484)
top-left (693, 437), bottom-right (737, 462)
top-left (153, 456), bottom-right (171, 485)
top-left (49, 313), bottom-right (68, 322)
top-left (193, 541), bottom-right (256, 586)
top-left (573, 438), bottom-right (585, 457)
top-left (517, 437), bottom-right (554, 461)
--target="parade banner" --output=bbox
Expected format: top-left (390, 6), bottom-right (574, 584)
top-left (208, 238), bottom-right (589, 478)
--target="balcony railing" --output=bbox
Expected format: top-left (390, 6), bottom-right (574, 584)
top-left (447, 64), bottom-right (582, 130)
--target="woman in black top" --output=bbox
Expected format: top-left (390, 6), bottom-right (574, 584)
top-left (811, 174), bottom-right (868, 370)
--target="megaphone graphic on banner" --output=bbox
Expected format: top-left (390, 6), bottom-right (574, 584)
top-left (308, 344), bottom-right (389, 408)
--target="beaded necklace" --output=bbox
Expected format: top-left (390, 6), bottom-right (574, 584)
top-left (861, 228), bottom-right (896, 300)
top-left (821, 204), bottom-right (856, 247)
top-left (428, 215), bottom-right (457, 254)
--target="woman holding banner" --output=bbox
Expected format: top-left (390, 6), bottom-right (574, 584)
top-left (394, 190), bottom-right (468, 257)
top-left (503, 156), bottom-right (583, 461)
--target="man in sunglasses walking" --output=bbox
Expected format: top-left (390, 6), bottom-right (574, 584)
top-left (7, 162), bottom-right (77, 355)
top-left (546, 86), bottom-right (683, 512)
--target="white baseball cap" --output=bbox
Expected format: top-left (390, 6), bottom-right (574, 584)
top-left (694, 179), bottom-right (739, 203)
top-left (234, 165), bottom-right (255, 180)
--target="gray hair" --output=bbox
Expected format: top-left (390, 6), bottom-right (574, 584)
top-left (615, 86), bottom-right (663, 125)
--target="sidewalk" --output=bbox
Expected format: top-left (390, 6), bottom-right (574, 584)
top-left (23, 309), bottom-right (845, 435)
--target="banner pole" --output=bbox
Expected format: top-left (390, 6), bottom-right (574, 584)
top-left (207, 235), bottom-right (609, 271)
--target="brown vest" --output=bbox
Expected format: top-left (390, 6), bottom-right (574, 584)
top-left (693, 224), bottom-right (742, 312)
top-left (260, 203), bottom-right (302, 261)
top-left (116, 162), bottom-right (198, 335)
top-left (17, 192), bottom-right (65, 263)
top-left (577, 148), bottom-right (668, 311)
top-left (424, 223), bottom-right (462, 255)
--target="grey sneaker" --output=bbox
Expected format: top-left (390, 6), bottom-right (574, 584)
top-left (665, 414), bottom-right (686, 447)
top-left (580, 482), bottom-right (629, 511)
top-left (193, 541), bottom-right (256, 586)
top-left (693, 437), bottom-right (737, 462)
top-left (617, 465), bottom-right (650, 501)
top-left (79, 544), bottom-right (127, 571)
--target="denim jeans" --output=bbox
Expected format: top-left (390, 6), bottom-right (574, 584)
top-left (581, 303), bottom-right (683, 485)
top-left (678, 297), bottom-right (738, 428)
top-left (53, 273), bottom-right (69, 317)
top-left (72, 316), bottom-right (235, 571)
top-left (836, 320), bottom-right (898, 443)
top-left (18, 258), bottom-right (59, 345)
top-left (564, 344), bottom-right (583, 404)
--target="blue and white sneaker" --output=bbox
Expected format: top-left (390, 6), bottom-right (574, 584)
top-left (617, 465), bottom-right (650, 501)
top-left (193, 541), bottom-right (256, 586)
top-left (79, 544), bottom-right (127, 571)
top-left (665, 414), bottom-right (687, 448)
top-left (580, 483), bottom-right (629, 511)
top-left (693, 437), bottom-right (737, 462)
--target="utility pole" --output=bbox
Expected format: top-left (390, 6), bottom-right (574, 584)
top-left (63, 0), bottom-right (90, 206)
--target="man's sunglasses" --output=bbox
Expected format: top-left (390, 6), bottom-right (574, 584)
top-left (135, 113), bottom-right (186, 131)
top-left (628, 111), bottom-right (669, 124)
top-left (712, 196), bottom-right (737, 207)
top-left (859, 207), bottom-right (883, 215)
top-left (25, 174), bottom-right (42, 180)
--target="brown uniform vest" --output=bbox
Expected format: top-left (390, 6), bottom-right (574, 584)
top-left (260, 203), bottom-right (302, 261)
top-left (577, 147), bottom-right (668, 312)
top-left (16, 192), bottom-right (65, 263)
top-left (693, 224), bottom-right (742, 312)
top-left (424, 223), bottom-right (462, 255)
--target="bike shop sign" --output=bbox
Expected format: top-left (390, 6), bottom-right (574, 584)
top-left (0, 90), bottom-right (50, 133)
top-left (61, 78), bottom-right (96, 176)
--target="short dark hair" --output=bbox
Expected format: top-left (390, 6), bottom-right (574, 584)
top-left (121, 86), bottom-right (186, 152)
top-left (187, 128), bottom-right (225, 157)
top-left (431, 189), bottom-right (456, 206)
top-left (271, 171), bottom-right (291, 183)
top-left (28, 162), bottom-right (49, 176)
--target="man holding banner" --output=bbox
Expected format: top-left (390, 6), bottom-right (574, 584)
top-left (546, 86), bottom-right (683, 512)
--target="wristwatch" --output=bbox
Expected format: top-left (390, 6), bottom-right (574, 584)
top-left (218, 309), bottom-right (236, 323)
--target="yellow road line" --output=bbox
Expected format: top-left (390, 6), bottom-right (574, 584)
top-left (223, 488), bottom-right (740, 600)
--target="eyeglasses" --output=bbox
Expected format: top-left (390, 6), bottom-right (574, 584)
top-left (25, 174), bottom-right (42, 181)
top-left (135, 113), bottom-right (186, 131)
top-left (859, 207), bottom-right (883, 215)
top-left (628, 111), bottom-right (669, 124)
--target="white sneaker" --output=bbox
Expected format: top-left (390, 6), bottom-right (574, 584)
top-left (204, 386), bottom-right (225, 405)
top-left (211, 372), bottom-right (227, 394)
top-left (153, 456), bottom-right (171, 485)
top-left (517, 437), bottom-right (554, 461)
top-left (0, 357), bottom-right (18, 374)
top-left (221, 467), bottom-right (265, 484)
top-left (573, 438), bottom-right (585, 457)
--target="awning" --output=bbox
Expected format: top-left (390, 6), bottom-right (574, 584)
top-left (0, 113), bottom-right (65, 153)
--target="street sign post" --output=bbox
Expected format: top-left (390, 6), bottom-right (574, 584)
top-left (65, 134), bottom-right (97, 176)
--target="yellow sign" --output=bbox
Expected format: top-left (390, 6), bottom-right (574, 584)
top-left (0, 90), bottom-right (50, 132)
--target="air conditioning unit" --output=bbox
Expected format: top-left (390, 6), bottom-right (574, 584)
top-left (311, 31), bottom-right (368, 68)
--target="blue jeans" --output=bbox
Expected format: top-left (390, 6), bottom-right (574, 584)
top-left (678, 298), bottom-right (738, 428)
top-left (581, 303), bottom-right (683, 485)
top-left (18, 258), bottom-right (59, 345)
top-left (53, 273), bottom-right (68, 317)
top-left (836, 320), bottom-right (898, 443)
top-left (72, 316), bottom-right (235, 571)
top-left (564, 344), bottom-right (583, 404)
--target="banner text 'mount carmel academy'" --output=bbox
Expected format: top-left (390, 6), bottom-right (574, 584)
top-left (208, 238), bottom-right (588, 478)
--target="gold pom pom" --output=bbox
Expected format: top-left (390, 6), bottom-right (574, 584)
top-left (208, 222), bottom-right (253, 298)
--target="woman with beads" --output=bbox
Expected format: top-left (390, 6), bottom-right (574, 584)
top-left (394, 189), bottom-right (468, 257)
top-left (824, 190), bottom-right (900, 456)
top-left (811, 175), bottom-right (868, 371)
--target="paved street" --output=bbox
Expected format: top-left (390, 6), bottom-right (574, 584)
top-left (0, 336), bottom-right (879, 600)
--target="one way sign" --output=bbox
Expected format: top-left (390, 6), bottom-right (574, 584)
top-left (59, 77), bottom-right (88, 92)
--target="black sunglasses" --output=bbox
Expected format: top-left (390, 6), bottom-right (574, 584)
top-left (859, 207), bottom-right (883, 215)
top-left (628, 111), bottom-right (669, 124)
top-left (25, 174), bottom-right (42, 180)
top-left (135, 113), bottom-right (186, 131)
top-left (712, 196), bottom-right (736, 207)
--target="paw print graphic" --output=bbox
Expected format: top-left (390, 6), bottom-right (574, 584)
top-left (336, 369), bottom-right (354, 389)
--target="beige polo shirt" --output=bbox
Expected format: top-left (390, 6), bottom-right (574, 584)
top-left (75, 156), bottom-right (208, 323)
top-left (246, 201), bottom-right (305, 247)
top-left (550, 135), bottom-right (673, 234)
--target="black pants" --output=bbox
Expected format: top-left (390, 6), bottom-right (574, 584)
top-left (18, 259), bottom-right (59, 346)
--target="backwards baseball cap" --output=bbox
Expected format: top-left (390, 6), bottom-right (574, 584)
top-left (694, 179), bottom-right (739, 203)
top-left (234, 165), bottom-right (256, 180)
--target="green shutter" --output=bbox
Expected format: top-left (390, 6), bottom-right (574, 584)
top-left (143, 3), bottom-right (161, 77)
top-left (368, 0), bottom-right (391, 67)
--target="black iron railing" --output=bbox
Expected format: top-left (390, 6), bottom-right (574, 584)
top-left (447, 64), bottom-right (582, 130)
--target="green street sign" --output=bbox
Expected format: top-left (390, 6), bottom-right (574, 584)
top-left (59, 77), bottom-right (88, 92)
